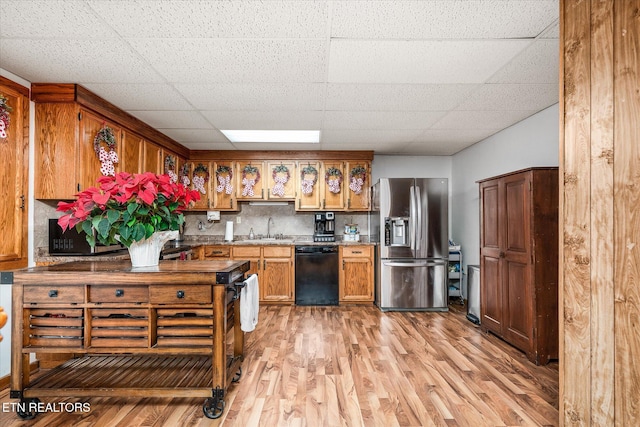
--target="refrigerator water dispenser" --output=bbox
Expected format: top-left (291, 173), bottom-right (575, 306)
top-left (384, 217), bottom-right (409, 246)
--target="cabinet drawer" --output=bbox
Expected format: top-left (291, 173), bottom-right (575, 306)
top-left (150, 285), bottom-right (212, 304)
top-left (232, 246), bottom-right (261, 258)
top-left (263, 246), bottom-right (292, 258)
top-left (341, 246), bottom-right (372, 258)
top-left (88, 286), bottom-right (149, 303)
top-left (23, 285), bottom-right (84, 304)
top-left (203, 245), bottom-right (230, 258)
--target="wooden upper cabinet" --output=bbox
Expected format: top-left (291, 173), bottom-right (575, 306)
top-left (0, 76), bottom-right (29, 269)
top-left (35, 105), bottom-right (122, 198)
top-left (321, 161), bottom-right (345, 210)
top-left (266, 161), bottom-right (296, 200)
top-left (120, 129), bottom-right (143, 174)
top-left (295, 161), bottom-right (322, 211)
top-left (34, 103), bottom-right (78, 199)
top-left (235, 161), bottom-right (265, 200)
top-left (143, 140), bottom-right (162, 174)
top-left (189, 161), bottom-right (211, 210)
top-left (211, 161), bottom-right (237, 210)
top-left (32, 84), bottom-right (189, 199)
top-left (345, 161), bottom-right (371, 211)
top-left (79, 109), bottom-right (122, 190)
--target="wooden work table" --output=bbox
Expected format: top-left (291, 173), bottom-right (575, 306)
top-left (9, 260), bottom-right (250, 420)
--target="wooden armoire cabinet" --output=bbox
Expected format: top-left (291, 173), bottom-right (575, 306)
top-left (478, 167), bottom-right (558, 365)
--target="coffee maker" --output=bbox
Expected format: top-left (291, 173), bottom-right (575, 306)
top-left (313, 212), bottom-right (335, 242)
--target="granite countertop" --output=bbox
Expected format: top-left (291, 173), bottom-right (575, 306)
top-left (36, 236), bottom-right (376, 263)
top-left (183, 236), bottom-right (376, 247)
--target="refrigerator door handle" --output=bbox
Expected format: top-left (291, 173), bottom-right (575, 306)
top-left (383, 260), bottom-right (445, 267)
top-left (415, 186), bottom-right (422, 252)
top-left (383, 261), bottom-right (428, 267)
top-left (409, 185), bottom-right (416, 250)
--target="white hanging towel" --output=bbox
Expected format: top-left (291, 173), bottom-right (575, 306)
top-left (240, 274), bottom-right (259, 332)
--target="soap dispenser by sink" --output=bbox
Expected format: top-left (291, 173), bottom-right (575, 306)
top-left (249, 228), bottom-right (255, 240)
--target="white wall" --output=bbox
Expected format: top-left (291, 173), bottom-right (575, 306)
top-left (451, 104), bottom-right (560, 293)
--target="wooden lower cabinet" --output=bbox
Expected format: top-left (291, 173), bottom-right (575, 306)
top-left (231, 246), bottom-right (294, 303)
top-left (339, 246), bottom-right (374, 303)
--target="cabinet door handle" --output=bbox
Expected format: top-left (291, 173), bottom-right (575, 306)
top-left (499, 251), bottom-right (505, 258)
top-left (115, 289), bottom-right (124, 297)
top-left (176, 290), bottom-right (185, 299)
top-left (342, 260), bottom-right (345, 270)
top-left (48, 290), bottom-right (58, 298)
top-left (19, 195), bottom-right (25, 210)
top-left (352, 250), bottom-right (362, 254)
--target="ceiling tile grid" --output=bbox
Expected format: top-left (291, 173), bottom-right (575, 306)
top-left (0, 0), bottom-right (560, 155)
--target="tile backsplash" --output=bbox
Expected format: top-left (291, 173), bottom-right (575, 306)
top-left (183, 203), bottom-right (369, 240)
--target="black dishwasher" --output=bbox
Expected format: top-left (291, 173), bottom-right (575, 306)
top-left (295, 246), bottom-right (339, 305)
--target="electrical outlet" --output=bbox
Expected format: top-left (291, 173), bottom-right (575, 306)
top-left (236, 217), bottom-right (241, 224)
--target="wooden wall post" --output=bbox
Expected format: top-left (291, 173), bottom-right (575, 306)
top-left (561, 0), bottom-right (640, 425)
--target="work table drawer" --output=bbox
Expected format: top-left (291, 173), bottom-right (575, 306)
top-left (88, 286), bottom-right (149, 303)
top-left (23, 285), bottom-right (84, 304)
top-left (150, 285), bottom-right (212, 304)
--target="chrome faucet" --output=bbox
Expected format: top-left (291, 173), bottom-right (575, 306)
top-left (267, 217), bottom-right (273, 238)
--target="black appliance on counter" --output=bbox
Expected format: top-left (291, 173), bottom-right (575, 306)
top-left (48, 218), bottom-right (123, 255)
top-left (313, 211), bottom-right (335, 242)
top-left (295, 246), bottom-right (339, 305)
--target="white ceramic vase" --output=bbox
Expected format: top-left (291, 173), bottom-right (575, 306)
top-left (127, 230), bottom-right (179, 267)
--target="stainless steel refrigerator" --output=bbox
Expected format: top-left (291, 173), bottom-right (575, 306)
top-left (371, 178), bottom-right (449, 311)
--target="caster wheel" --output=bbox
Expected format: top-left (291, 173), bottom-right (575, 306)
top-left (232, 367), bottom-right (242, 383)
top-left (203, 397), bottom-right (225, 419)
top-left (17, 398), bottom-right (40, 420)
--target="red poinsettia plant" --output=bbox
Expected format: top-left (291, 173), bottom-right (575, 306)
top-left (57, 172), bottom-right (200, 248)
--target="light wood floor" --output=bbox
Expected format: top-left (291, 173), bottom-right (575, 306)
top-left (0, 303), bottom-right (558, 426)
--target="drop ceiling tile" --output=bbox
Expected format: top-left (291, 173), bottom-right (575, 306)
top-left (157, 129), bottom-right (230, 145)
top-left (331, 1), bottom-right (558, 39)
top-left (489, 39), bottom-right (559, 84)
top-left (541, 21), bottom-right (560, 39)
top-left (89, 0), bottom-right (329, 38)
top-left (323, 111), bottom-right (445, 130)
top-left (431, 110), bottom-right (537, 131)
top-left (0, 39), bottom-right (163, 83)
top-left (321, 141), bottom-right (410, 154)
top-left (0, 0), bottom-right (119, 38)
top-left (404, 129), bottom-right (499, 155)
top-left (321, 129), bottom-right (424, 145)
top-left (328, 39), bottom-right (530, 84)
top-left (179, 141), bottom-right (238, 151)
top-left (175, 83), bottom-right (325, 111)
top-left (128, 39), bottom-right (327, 83)
top-left (201, 111), bottom-right (323, 130)
top-left (456, 84), bottom-right (558, 111)
top-left (129, 111), bottom-right (212, 130)
top-left (325, 84), bottom-right (478, 111)
top-left (82, 84), bottom-right (193, 110)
